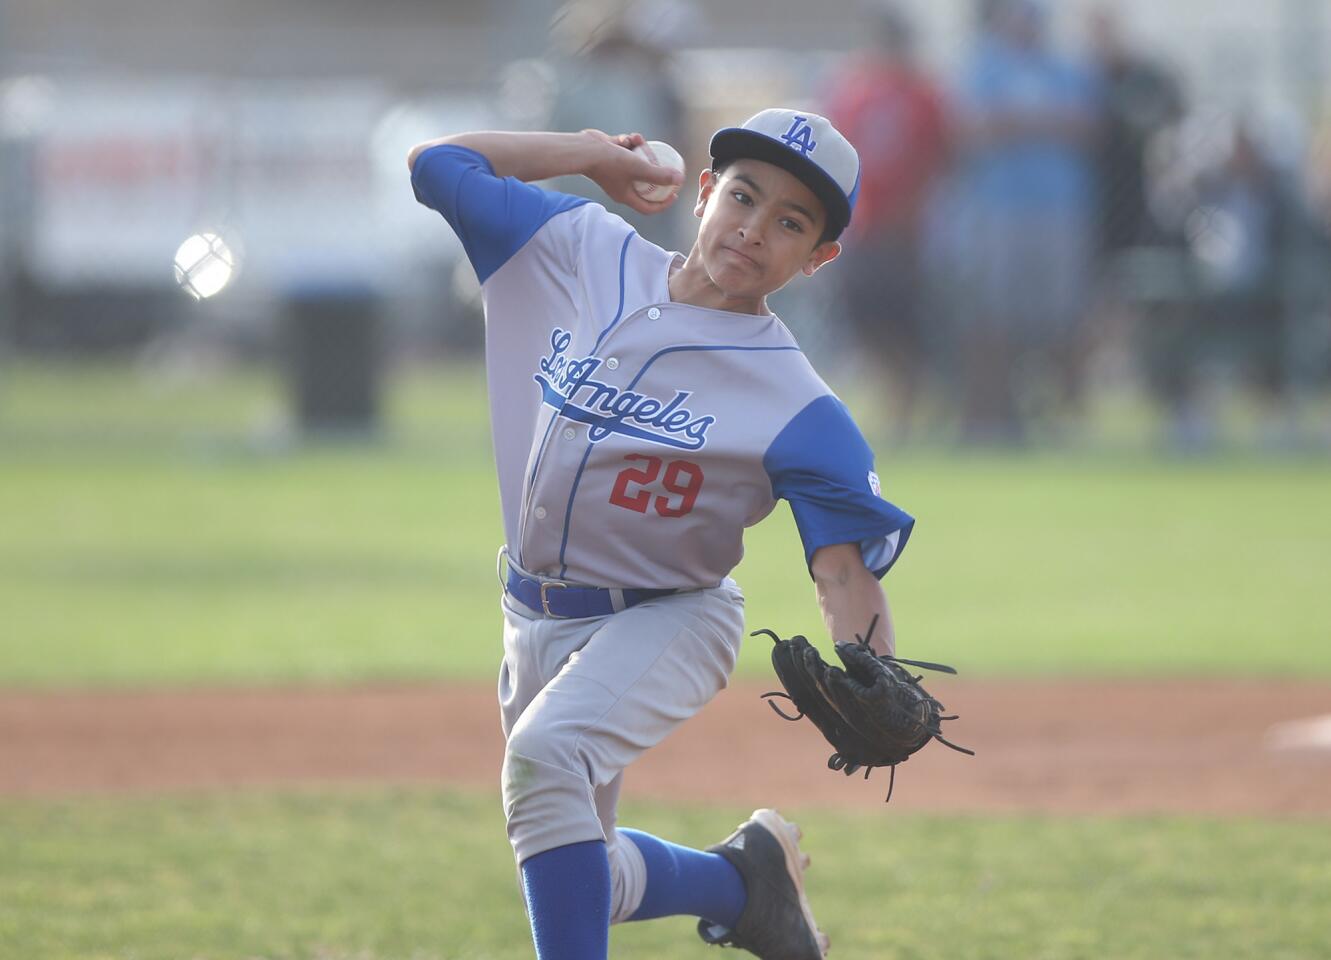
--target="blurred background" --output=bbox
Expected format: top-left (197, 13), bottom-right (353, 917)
top-left (2, 0), bottom-right (1330, 450)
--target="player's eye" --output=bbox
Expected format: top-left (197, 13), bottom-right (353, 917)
top-left (730, 190), bottom-right (753, 206)
top-left (780, 218), bottom-right (804, 233)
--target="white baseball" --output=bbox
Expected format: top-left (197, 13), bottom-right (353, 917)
top-left (631, 140), bottom-right (686, 203)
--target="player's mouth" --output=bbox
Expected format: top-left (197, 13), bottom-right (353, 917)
top-left (719, 246), bottom-right (761, 270)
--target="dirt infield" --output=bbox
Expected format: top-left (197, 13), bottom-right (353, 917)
top-left (4, 679), bottom-right (1330, 815)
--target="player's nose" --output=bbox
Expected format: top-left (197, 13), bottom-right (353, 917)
top-left (737, 219), bottom-right (765, 246)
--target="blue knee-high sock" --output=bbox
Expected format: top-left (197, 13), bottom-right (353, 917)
top-left (520, 840), bottom-right (611, 960)
top-left (621, 829), bottom-right (746, 928)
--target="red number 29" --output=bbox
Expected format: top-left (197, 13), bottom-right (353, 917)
top-left (609, 455), bottom-right (704, 518)
top-left (608, 454), bottom-right (660, 513)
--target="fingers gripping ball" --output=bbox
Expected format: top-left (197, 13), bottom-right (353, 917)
top-left (757, 616), bottom-right (974, 802)
top-left (631, 140), bottom-right (686, 203)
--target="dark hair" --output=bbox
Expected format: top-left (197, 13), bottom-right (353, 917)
top-left (710, 159), bottom-right (837, 246)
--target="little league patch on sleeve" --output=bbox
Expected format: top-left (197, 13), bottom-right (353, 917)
top-left (868, 471), bottom-right (881, 498)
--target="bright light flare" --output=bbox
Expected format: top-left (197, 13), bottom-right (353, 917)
top-left (173, 232), bottom-right (237, 300)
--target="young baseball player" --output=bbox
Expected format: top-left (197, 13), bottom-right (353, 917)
top-left (409, 109), bottom-right (915, 960)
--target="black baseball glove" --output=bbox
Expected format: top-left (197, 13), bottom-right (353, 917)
top-left (756, 615), bottom-right (973, 801)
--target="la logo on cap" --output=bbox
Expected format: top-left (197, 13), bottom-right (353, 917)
top-left (779, 116), bottom-right (818, 156)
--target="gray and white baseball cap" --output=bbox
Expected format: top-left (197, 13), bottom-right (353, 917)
top-left (709, 108), bottom-right (861, 240)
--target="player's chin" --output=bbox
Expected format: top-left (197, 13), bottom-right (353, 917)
top-left (708, 271), bottom-right (762, 302)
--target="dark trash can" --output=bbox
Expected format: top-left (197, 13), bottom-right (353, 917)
top-left (282, 291), bottom-right (381, 437)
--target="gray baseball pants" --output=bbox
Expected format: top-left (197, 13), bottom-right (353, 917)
top-left (498, 575), bottom-right (745, 922)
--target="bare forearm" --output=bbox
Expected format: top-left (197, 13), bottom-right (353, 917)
top-left (811, 543), bottom-right (895, 655)
top-left (408, 130), bottom-right (608, 182)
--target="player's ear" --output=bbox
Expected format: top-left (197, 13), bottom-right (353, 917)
top-left (802, 239), bottom-right (841, 276)
top-left (694, 168), bottom-right (717, 218)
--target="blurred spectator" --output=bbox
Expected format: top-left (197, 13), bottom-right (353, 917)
top-left (953, 0), bottom-right (1099, 444)
top-left (1087, 5), bottom-right (1184, 257)
top-left (546, 0), bottom-right (693, 250)
top-left (1307, 113), bottom-right (1331, 233)
top-left (823, 3), bottom-right (949, 443)
top-left (1301, 115), bottom-right (1331, 396)
top-left (1141, 119), bottom-right (1306, 450)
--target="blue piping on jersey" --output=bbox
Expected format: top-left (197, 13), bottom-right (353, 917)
top-left (518, 409), bottom-right (563, 569)
top-left (627, 344), bottom-right (801, 389)
top-left (554, 342), bottom-right (803, 579)
top-left (556, 441), bottom-right (599, 580)
top-left (591, 233), bottom-right (635, 354)
top-left (532, 233), bottom-right (633, 576)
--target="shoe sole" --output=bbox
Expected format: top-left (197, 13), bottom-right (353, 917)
top-left (749, 808), bottom-right (830, 957)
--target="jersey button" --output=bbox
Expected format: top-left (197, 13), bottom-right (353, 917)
top-left (606, 358), bottom-right (619, 370)
top-left (647, 307), bottom-right (661, 320)
top-left (534, 506), bottom-right (547, 520)
top-left (562, 428), bottom-right (576, 440)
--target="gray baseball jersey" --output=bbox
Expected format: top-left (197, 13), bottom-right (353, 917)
top-left (412, 144), bottom-right (913, 590)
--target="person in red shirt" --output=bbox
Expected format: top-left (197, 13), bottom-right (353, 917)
top-left (824, 4), bottom-right (949, 441)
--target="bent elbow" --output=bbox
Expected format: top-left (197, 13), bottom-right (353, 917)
top-left (406, 137), bottom-right (451, 173)
top-left (408, 132), bottom-right (475, 173)
top-left (810, 543), bottom-right (862, 589)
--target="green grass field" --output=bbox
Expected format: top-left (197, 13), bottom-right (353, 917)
top-left (4, 789), bottom-right (1329, 960)
top-left (3, 359), bottom-right (1330, 960)
top-left (2, 360), bottom-right (1329, 685)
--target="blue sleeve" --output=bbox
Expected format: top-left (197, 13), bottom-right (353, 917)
top-left (410, 144), bottom-right (589, 284)
top-left (763, 395), bottom-right (915, 579)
